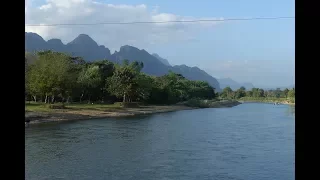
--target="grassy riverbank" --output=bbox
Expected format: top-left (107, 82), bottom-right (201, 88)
top-left (25, 102), bottom-right (195, 124)
top-left (25, 102), bottom-right (122, 112)
top-left (238, 97), bottom-right (295, 105)
top-left (25, 100), bottom-right (241, 125)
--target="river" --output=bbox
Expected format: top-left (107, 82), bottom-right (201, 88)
top-left (25, 103), bottom-right (295, 180)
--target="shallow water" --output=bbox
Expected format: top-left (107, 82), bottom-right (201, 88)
top-left (25, 103), bottom-right (295, 180)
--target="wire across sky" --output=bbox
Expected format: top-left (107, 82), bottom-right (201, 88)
top-left (25, 16), bottom-right (295, 26)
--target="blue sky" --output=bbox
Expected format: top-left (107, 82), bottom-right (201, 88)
top-left (26, 0), bottom-right (295, 88)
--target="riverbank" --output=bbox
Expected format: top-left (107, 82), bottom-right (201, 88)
top-left (238, 97), bottom-right (295, 105)
top-left (26, 105), bottom-right (195, 124)
top-left (25, 100), bottom-right (241, 125)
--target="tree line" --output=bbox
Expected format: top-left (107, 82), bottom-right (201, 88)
top-left (25, 51), bottom-right (216, 105)
top-left (219, 86), bottom-right (295, 101)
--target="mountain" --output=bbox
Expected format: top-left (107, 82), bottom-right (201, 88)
top-left (66, 34), bottom-right (111, 61)
top-left (218, 78), bottom-right (254, 90)
top-left (110, 46), bottom-right (220, 91)
top-left (152, 53), bottom-right (171, 66)
top-left (173, 65), bottom-right (221, 91)
top-left (25, 32), bottom-right (111, 61)
top-left (25, 32), bottom-right (221, 91)
top-left (109, 45), bottom-right (169, 76)
top-left (25, 32), bottom-right (48, 51)
top-left (240, 82), bottom-right (254, 90)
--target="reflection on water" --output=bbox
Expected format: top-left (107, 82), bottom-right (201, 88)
top-left (286, 105), bottom-right (295, 117)
top-left (26, 103), bottom-right (294, 180)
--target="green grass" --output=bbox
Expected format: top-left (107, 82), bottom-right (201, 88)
top-left (25, 102), bottom-right (122, 112)
top-left (66, 103), bottom-right (122, 111)
top-left (25, 102), bottom-right (54, 112)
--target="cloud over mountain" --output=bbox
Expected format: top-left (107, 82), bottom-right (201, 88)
top-left (25, 0), bottom-right (222, 51)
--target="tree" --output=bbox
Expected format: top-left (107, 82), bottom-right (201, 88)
top-left (91, 60), bottom-right (115, 102)
top-left (187, 81), bottom-right (215, 100)
top-left (283, 88), bottom-right (289, 98)
top-left (235, 87), bottom-right (246, 99)
top-left (258, 89), bottom-right (265, 97)
top-left (287, 88), bottom-right (295, 103)
top-left (26, 50), bottom-right (77, 103)
top-left (274, 88), bottom-right (282, 98)
top-left (25, 51), bottom-right (225, 105)
top-left (77, 65), bottom-right (103, 103)
top-left (107, 60), bottom-right (143, 102)
top-left (221, 86), bottom-right (233, 99)
top-left (134, 73), bottom-right (153, 101)
top-left (246, 90), bottom-right (253, 97)
top-left (160, 72), bottom-right (190, 103)
top-left (288, 88), bottom-right (295, 98)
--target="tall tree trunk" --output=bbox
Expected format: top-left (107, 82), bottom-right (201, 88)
top-left (67, 96), bottom-right (70, 104)
top-left (51, 95), bottom-right (55, 104)
top-left (123, 92), bottom-right (126, 103)
top-left (80, 93), bottom-right (84, 103)
top-left (45, 93), bottom-right (48, 104)
top-left (88, 95), bottom-right (91, 104)
top-left (33, 95), bottom-right (37, 102)
top-left (101, 89), bottom-right (104, 103)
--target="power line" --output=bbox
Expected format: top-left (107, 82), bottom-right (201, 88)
top-left (25, 16), bottom-right (294, 26)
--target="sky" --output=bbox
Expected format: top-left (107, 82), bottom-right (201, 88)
top-left (25, 0), bottom-right (295, 88)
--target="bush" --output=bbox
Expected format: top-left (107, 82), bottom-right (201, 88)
top-left (184, 98), bottom-right (209, 108)
top-left (47, 103), bottom-right (66, 109)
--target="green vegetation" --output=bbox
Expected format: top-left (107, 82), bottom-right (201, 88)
top-left (218, 86), bottom-right (295, 104)
top-left (25, 51), bottom-right (217, 110)
top-left (184, 98), bottom-right (213, 108)
top-left (184, 98), bottom-right (241, 108)
top-left (25, 102), bottom-right (122, 112)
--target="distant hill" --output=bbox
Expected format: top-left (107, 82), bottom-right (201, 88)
top-left (218, 78), bottom-right (254, 90)
top-left (25, 32), bottom-right (111, 61)
top-left (152, 53), bottom-right (171, 66)
top-left (109, 45), bottom-right (169, 76)
top-left (25, 32), bottom-right (221, 91)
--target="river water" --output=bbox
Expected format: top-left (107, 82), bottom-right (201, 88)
top-left (25, 103), bottom-right (295, 180)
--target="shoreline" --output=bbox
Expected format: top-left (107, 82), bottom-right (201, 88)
top-left (239, 100), bottom-right (295, 105)
top-left (25, 101), bottom-right (241, 125)
top-left (26, 105), bottom-right (197, 125)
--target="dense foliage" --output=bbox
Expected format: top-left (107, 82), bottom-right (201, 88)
top-left (219, 86), bottom-right (295, 102)
top-left (25, 51), bottom-right (216, 105)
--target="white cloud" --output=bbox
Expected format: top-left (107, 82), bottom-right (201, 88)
top-left (25, 0), bottom-right (222, 50)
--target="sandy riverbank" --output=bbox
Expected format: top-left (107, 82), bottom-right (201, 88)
top-left (25, 100), bottom-right (243, 125)
top-left (25, 105), bottom-right (197, 125)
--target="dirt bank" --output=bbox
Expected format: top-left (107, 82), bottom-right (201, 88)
top-left (25, 100), bottom-right (242, 125)
top-left (25, 105), bottom-right (196, 125)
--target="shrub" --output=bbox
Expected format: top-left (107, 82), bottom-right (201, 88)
top-left (47, 103), bottom-right (66, 109)
top-left (184, 98), bottom-right (209, 108)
